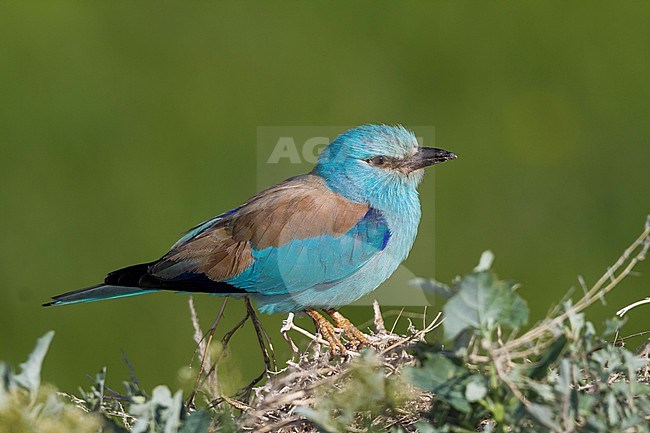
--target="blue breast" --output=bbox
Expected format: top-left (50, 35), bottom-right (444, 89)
top-left (244, 202), bottom-right (420, 314)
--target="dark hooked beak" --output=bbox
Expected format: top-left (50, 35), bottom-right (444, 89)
top-left (404, 147), bottom-right (457, 172)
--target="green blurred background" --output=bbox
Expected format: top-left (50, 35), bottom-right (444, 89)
top-left (1, 2), bottom-right (648, 393)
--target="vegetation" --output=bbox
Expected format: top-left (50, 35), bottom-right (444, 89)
top-left (1, 218), bottom-right (648, 432)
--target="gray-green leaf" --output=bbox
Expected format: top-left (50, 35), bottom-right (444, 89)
top-left (464, 377), bottom-right (487, 402)
top-left (443, 271), bottom-right (528, 341)
top-left (14, 331), bottom-right (54, 400)
top-left (403, 353), bottom-right (471, 413)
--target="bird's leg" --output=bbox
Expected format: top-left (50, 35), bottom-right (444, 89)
top-left (324, 309), bottom-right (370, 349)
top-left (305, 308), bottom-right (347, 355)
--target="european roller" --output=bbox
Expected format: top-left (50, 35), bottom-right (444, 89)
top-left (44, 124), bottom-right (456, 353)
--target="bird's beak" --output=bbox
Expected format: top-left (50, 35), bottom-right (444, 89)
top-left (404, 147), bottom-right (457, 172)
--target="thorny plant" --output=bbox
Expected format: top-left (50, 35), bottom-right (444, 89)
top-left (187, 294), bottom-right (444, 431)
top-left (2, 217), bottom-right (648, 433)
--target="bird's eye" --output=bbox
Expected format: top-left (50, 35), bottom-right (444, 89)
top-left (366, 155), bottom-right (387, 166)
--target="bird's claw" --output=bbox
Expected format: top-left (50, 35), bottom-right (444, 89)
top-left (342, 325), bottom-right (370, 350)
top-left (305, 308), bottom-right (371, 356)
top-left (325, 309), bottom-right (370, 350)
top-left (319, 321), bottom-right (348, 356)
top-left (305, 308), bottom-right (348, 356)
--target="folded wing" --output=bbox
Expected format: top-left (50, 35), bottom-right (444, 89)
top-left (148, 174), bottom-right (390, 295)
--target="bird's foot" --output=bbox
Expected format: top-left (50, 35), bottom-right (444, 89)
top-left (305, 308), bottom-right (347, 356)
top-left (324, 309), bottom-right (370, 350)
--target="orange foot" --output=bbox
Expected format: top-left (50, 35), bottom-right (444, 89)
top-left (325, 309), bottom-right (370, 350)
top-left (305, 308), bottom-right (347, 355)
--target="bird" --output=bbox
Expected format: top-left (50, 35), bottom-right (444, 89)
top-left (44, 124), bottom-right (456, 354)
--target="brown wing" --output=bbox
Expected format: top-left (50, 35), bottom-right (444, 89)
top-left (149, 174), bottom-right (369, 283)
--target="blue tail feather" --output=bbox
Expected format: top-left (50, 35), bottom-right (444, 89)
top-left (43, 284), bottom-right (155, 306)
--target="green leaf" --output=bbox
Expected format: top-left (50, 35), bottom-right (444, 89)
top-left (526, 381), bottom-right (555, 402)
top-left (130, 385), bottom-right (183, 433)
top-left (403, 353), bottom-right (471, 413)
top-left (443, 271), bottom-right (528, 341)
top-left (606, 392), bottom-right (619, 425)
top-left (296, 407), bottom-right (342, 433)
top-left (526, 403), bottom-right (561, 430)
top-left (622, 350), bottom-right (647, 378)
top-left (413, 422), bottom-right (443, 433)
top-left (464, 377), bottom-right (487, 402)
top-left (527, 335), bottom-right (567, 380)
top-left (611, 382), bottom-right (650, 396)
top-left (0, 362), bottom-right (12, 407)
top-left (78, 367), bottom-right (107, 411)
top-left (603, 317), bottom-right (625, 336)
top-left (567, 310), bottom-right (585, 336)
top-left (619, 414), bottom-right (645, 431)
top-left (14, 331), bottom-right (54, 399)
top-left (179, 410), bottom-right (211, 433)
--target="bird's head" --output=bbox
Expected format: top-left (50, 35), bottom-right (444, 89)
top-left (313, 124), bottom-right (456, 209)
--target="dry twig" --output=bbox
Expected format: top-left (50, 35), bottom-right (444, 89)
top-left (237, 306), bottom-right (443, 433)
top-left (495, 217), bottom-right (650, 359)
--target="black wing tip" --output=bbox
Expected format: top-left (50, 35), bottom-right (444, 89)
top-left (42, 300), bottom-right (57, 307)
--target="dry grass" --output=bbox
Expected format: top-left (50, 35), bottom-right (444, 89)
top-left (186, 300), bottom-right (443, 433)
top-left (237, 304), bottom-right (442, 432)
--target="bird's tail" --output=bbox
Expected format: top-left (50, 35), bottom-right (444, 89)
top-left (43, 260), bottom-right (243, 307)
top-left (42, 284), bottom-right (155, 307)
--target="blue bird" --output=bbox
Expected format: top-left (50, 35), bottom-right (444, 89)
top-left (44, 124), bottom-right (456, 353)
